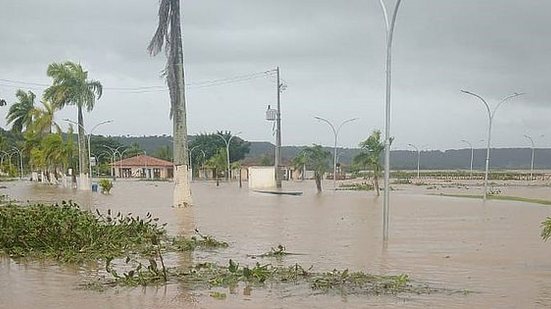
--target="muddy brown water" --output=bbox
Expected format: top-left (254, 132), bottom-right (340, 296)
top-left (1, 180), bottom-right (550, 308)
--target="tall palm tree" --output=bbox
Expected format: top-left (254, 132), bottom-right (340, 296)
top-left (6, 89), bottom-right (36, 133)
top-left (148, 0), bottom-right (191, 207)
top-left (43, 61), bottom-right (102, 190)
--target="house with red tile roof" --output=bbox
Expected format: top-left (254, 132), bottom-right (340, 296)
top-left (110, 154), bottom-right (174, 179)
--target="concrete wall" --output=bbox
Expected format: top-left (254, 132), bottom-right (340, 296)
top-left (248, 166), bottom-right (276, 189)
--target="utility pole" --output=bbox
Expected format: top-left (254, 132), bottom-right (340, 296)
top-left (275, 66), bottom-right (282, 189)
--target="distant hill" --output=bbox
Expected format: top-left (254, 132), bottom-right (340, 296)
top-left (111, 135), bottom-right (551, 170)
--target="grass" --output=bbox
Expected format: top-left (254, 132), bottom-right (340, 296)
top-left (436, 193), bottom-right (551, 206)
top-left (337, 182), bottom-right (374, 191)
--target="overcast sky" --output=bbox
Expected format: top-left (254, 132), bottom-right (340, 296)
top-left (1, 0), bottom-right (550, 150)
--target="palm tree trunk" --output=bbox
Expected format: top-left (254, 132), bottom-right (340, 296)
top-left (374, 175), bottom-right (380, 196)
top-left (315, 172), bottom-right (322, 192)
top-left (77, 106), bottom-right (89, 190)
top-left (171, 0), bottom-right (191, 207)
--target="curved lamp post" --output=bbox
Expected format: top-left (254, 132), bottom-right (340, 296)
top-left (461, 90), bottom-right (524, 200)
top-left (11, 147), bottom-right (23, 179)
top-left (314, 116), bottom-right (358, 190)
top-left (216, 131), bottom-right (242, 181)
top-left (379, 0), bottom-right (403, 241)
top-left (103, 145), bottom-right (125, 179)
top-left (460, 139), bottom-right (474, 179)
top-left (523, 134), bottom-right (535, 180)
top-left (0, 151), bottom-right (9, 174)
top-left (407, 143), bottom-right (420, 179)
top-left (64, 119), bottom-right (113, 189)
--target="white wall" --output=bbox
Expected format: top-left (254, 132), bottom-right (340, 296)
top-left (248, 166), bottom-right (276, 189)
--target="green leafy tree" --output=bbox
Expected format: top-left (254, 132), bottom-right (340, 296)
top-left (148, 0), bottom-right (191, 207)
top-left (353, 130), bottom-right (391, 196)
top-left (258, 154), bottom-right (274, 166)
top-left (89, 135), bottom-right (124, 163)
top-left (301, 144), bottom-right (330, 192)
top-left (44, 61), bottom-right (102, 186)
top-left (6, 90), bottom-right (36, 133)
top-left (189, 131), bottom-right (250, 169)
top-left (205, 148), bottom-right (227, 185)
top-left (155, 145), bottom-right (172, 162)
top-left (126, 142), bottom-right (144, 157)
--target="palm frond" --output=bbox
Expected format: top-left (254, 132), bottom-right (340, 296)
top-left (148, 0), bottom-right (172, 56)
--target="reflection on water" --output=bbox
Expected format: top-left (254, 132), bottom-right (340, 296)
top-left (1, 179), bottom-right (550, 308)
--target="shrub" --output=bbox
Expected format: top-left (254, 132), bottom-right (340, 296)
top-left (99, 179), bottom-right (113, 194)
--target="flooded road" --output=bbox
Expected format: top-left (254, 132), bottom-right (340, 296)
top-left (1, 179), bottom-right (550, 308)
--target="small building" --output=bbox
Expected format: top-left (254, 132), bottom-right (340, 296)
top-left (110, 154), bottom-right (174, 179)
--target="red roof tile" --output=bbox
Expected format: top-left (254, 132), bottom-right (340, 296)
top-left (110, 154), bottom-right (173, 167)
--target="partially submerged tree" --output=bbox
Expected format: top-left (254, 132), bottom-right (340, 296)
top-left (148, 0), bottom-right (191, 207)
top-left (542, 217), bottom-right (551, 241)
top-left (291, 150), bottom-right (307, 180)
top-left (301, 144), bottom-right (330, 192)
top-left (44, 61), bottom-right (102, 190)
top-left (353, 130), bottom-right (391, 196)
top-left (205, 148), bottom-right (227, 186)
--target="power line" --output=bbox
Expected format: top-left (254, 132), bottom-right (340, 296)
top-left (0, 70), bottom-right (278, 94)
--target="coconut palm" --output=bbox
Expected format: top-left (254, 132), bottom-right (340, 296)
top-left (291, 150), bottom-right (307, 180)
top-left (43, 61), bottom-right (102, 189)
top-left (301, 144), bottom-right (331, 192)
top-left (41, 133), bottom-right (65, 181)
top-left (31, 100), bottom-right (61, 135)
top-left (205, 148), bottom-right (227, 187)
top-left (353, 130), bottom-right (392, 196)
top-left (6, 89), bottom-right (36, 133)
top-left (148, 0), bottom-right (191, 207)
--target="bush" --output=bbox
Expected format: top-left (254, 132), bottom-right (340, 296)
top-left (0, 201), bottom-right (165, 263)
top-left (99, 179), bottom-right (113, 194)
top-left (542, 217), bottom-right (551, 241)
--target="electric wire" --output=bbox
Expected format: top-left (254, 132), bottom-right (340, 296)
top-left (0, 70), bottom-right (278, 95)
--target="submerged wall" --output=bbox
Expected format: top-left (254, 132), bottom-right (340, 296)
top-left (248, 166), bottom-right (276, 189)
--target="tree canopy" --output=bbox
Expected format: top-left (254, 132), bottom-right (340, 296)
top-left (188, 131), bottom-right (250, 168)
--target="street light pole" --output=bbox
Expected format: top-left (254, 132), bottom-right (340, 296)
top-left (103, 145), bottom-right (125, 180)
top-left (314, 116), bottom-right (358, 190)
top-left (378, 0), bottom-right (403, 241)
top-left (407, 144), bottom-right (420, 179)
top-left (523, 134), bottom-right (535, 180)
top-left (216, 131), bottom-right (242, 181)
top-left (64, 119), bottom-right (113, 189)
top-left (11, 147), bottom-right (23, 179)
top-left (461, 139), bottom-right (474, 179)
top-left (461, 90), bottom-right (524, 200)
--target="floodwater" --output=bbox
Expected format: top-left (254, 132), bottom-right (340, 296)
top-left (1, 179), bottom-right (550, 308)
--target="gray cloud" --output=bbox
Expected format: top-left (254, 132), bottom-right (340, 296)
top-left (0, 0), bottom-right (550, 150)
